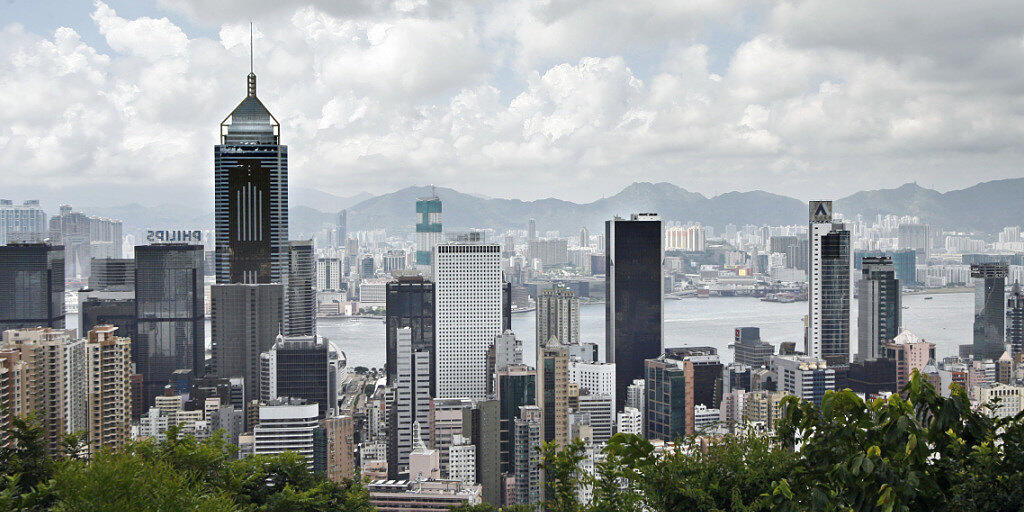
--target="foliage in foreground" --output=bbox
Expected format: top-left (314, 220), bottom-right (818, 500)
top-left (0, 422), bottom-right (372, 512)
top-left (5, 372), bottom-right (1024, 511)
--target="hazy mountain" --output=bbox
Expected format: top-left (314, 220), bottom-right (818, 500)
top-left (290, 187), bottom-right (372, 213)
top-left (835, 178), bottom-right (1024, 233)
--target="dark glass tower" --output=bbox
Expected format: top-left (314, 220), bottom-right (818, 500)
top-left (808, 201), bottom-right (851, 367)
top-left (215, 71), bottom-right (287, 285)
top-left (1007, 283), bottom-right (1024, 356)
top-left (263, 336), bottom-right (330, 417)
top-left (211, 283), bottom-right (283, 406)
top-left (972, 263), bottom-right (1008, 361)
top-left (385, 275), bottom-right (435, 394)
top-left (0, 243), bottom-right (64, 331)
top-left (606, 214), bottom-right (663, 410)
top-left (134, 244), bottom-right (205, 406)
top-left (857, 256), bottom-right (901, 361)
top-left (285, 240), bottom-right (316, 336)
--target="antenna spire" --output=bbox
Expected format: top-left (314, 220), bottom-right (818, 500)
top-left (249, 21), bottom-right (254, 73)
top-left (246, 22), bottom-right (256, 97)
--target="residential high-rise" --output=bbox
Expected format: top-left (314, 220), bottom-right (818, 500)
top-left (0, 199), bottom-right (46, 245)
top-left (285, 240), bottom-right (316, 336)
top-left (495, 364), bottom-right (535, 475)
top-left (253, 400), bottom-right (318, 469)
top-left (857, 256), bottom-right (901, 361)
top-left (644, 355), bottom-right (694, 441)
top-left (78, 295), bottom-right (136, 362)
top-left (0, 327), bottom-right (79, 454)
top-left (416, 193), bottom-right (442, 269)
top-left (260, 335), bottom-right (330, 417)
top-left (214, 66), bottom-right (288, 285)
top-left (385, 275), bottom-right (435, 393)
top-left (527, 219), bottom-right (537, 242)
top-left (807, 201), bottom-right (851, 367)
top-left (388, 327), bottom-right (432, 479)
top-left (48, 205), bottom-right (122, 279)
top-left (884, 331), bottom-right (936, 390)
top-left (512, 405), bottom-right (542, 507)
top-left (536, 287), bottom-right (579, 346)
top-left (316, 257), bottom-right (343, 291)
top-left (1007, 283), bottom-right (1024, 356)
top-left (434, 241), bottom-right (503, 399)
top-left (84, 326), bottom-right (132, 454)
top-left (973, 263), bottom-right (1008, 361)
top-left (462, 400), bottom-right (501, 506)
top-left (537, 340), bottom-right (570, 447)
top-left (579, 227), bottom-right (589, 248)
top-left (134, 243), bottom-right (205, 406)
top-left (321, 415), bottom-right (355, 483)
top-left (606, 213), bottom-right (663, 410)
top-left (0, 243), bottom-right (64, 332)
top-left (211, 283), bottom-right (283, 405)
top-left (486, 331), bottom-right (523, 396)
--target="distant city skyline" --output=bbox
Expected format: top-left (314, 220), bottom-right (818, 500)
top-left (3, 1), bottom-right (1023, 206)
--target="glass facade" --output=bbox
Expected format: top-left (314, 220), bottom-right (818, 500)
top-left (857, 256), bottom-right (901, 361)
top-left (972, 263), bottom-right (1008, 361)
top-left (606, 215), bottom-right (663, 410)
top-left (0, 243), bottom-right (64, 332)
top-left (820, 228), bottom-right (851, 366)
top-left (274, 338), bottom-right (330, 417)
top-left (497, 369), bottom-right (535, 474)
top-left (134, 244), bottom-right (204, 407)
top-left (385, 276), bottom-right (435, 393)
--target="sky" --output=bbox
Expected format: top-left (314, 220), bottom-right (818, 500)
top-left (2, 0), bottom-right (1023, 209)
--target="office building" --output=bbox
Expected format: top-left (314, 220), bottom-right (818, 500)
top-left (733, 327), bottom-right (774, 368)
top-left (385, 275), bottom-right (435, 393)
top-left (536, 287), bottom-right (580, 346)
top-left (770, 355), bottom-right (834, 406)
top-left (537, 340), bottom-right (570, 447)
top-left (448, 434), bottom-right (476, 484)
top-left (260, 335), bottom-right (330, 417)
top-left (253, 400), bottom-right (319, 469)
top-left (1007, 283), bottom-right (1024, 356)
top-left (316, 257), bottom-right (343, 292)
top-left (368, 480), bottom-right (482, 512)
top-left (88, 258), bottom-right (135, 290)
top-left (78, 295), bottom-right (136, 365)
top-left (0, 327), bottom-right (79, 454)
top-left (512, 405), bottom-right (542, 507)
top-left (0, 243), bottom-right (64, 332)
top-left (214, 66), bottom-right (288, 285)
top-left (134, 243), bottom-right (205, 406)
top-left (807, 201), bottom-right (851, 366)
top-left (416, 193), bottom-right (443, 268)
top-left (853, 250), bottom-right (917, 285)
top-left (528, 219), bottom-right (537, 242)
top-left (462, 400), bottom-right (501, 505)
top-left (842, 358), bottom-right (897, 396)
top-left (606, 213), bottom-right (663, 410)
top-left (973, 263), bottom-right (1008, 361)
top-left (211, 283), bottom-right (284, 405)
top-left (616, 406), bottom-right (642, 435)
top-left (285, 240), bottom-right (316, 336)
top-left (0, 199), bottom-right (46, 245)
top-left (857, 256), bottom-right (901, 361)
top-left (644, 355), bottom-right (694, 441)
top-left (884, 330), bottom-right (936, 390)
top-left (388, 327), bottom-right (432, 478)
top-left (569, 360), bottom-right (615, 408)
top-left (495, 365), bottom-right (535, 475)
top-left (664, 347), bottom-right (722, 409)
top-left (434, 241), bottom-right (503, 399)
top-left (321, 415), bottom-right (355, 482)
top-left (574, 393), bottom-right (614, 445)
top-left (84, 326), bottom-right (132, 454)
top-left (428, 397), bottom-right (475, 478)
top-left (335, 210), bottom-right (347, 249)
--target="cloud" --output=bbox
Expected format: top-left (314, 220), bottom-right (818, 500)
top-left (1, 0), bottom-right (1023, 208)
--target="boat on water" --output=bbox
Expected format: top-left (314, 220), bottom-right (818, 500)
top-left (924, 296), bottom-right (933, 300)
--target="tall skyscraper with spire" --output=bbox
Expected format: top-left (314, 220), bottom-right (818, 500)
top-left (807, 201), bottom-right (851, 367)
top-left (214, 47), bottom-right (288, 285)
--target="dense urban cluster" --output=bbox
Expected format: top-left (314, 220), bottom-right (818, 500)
top-left (3, 67), bottom-right (1024, 512)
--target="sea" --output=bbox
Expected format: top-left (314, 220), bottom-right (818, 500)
top-left (68, 292), bottom-right (974, 370)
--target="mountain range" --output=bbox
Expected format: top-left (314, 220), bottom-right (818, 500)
top-left (83, 178), bottom-right (1024, 238)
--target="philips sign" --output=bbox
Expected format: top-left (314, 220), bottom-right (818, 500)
top-left (146, 230), bottom-right (203, 243)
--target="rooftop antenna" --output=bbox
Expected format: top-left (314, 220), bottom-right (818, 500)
top-left (247, 21), bottom-right (256, 97)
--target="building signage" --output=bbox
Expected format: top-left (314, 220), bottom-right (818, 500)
top-left (809, 201), bottom-right (832, 223)
top-left (146, 230), bottom-right (203, 243)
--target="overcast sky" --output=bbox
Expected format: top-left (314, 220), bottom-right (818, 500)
top-left (2, 0), bottom-right (1023, 208)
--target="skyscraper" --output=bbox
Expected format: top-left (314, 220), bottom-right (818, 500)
top-left (857, 256), bottom-right (901, 361)
top-left (0, 199), bottom-right (47, 245)
top-left (644, 355), bottom-right (694, 441)
top-left (536, 287), bottom-right (580, 346)
top-left (134, 243), bottom-right (205, 406)
top-left (527, 219), bottom-right (537, 242)
top-left (385, 275), bottom-right (435, 393)
top-left (335, 210), bottom-right (347, 249)
top-left (0, 243), bottom-right (64, 332)
top-left (1007, 283), bottom-right (1024, 356)
top-left (606, 213), bottom-right (663, 410)
top-left (416, 193), bottom-right (442, 269)
top-left (537, 340), bottom-right (570, 447)
top-left (897, 223), bottom-right (929, 262)
top-left (434, 241), bottom-right (503, 399)
top-left (807, 201), bottom-right (851, 367)
top-left (211, 283), bottom-right (284, 405)
top-left (972, 262), bottom-right (1008, 361)
top-left (495, 364), bottom-right (535, 476)
top-left (388, 327), bottom-right (432, 478)
top-left (260, 335), bottom-right (330, 417)
top-left (214, 66), bottom-right (287, 285)
top-left (285, 240), bottom-right (316, 337)
top-left (88, 258), bottom-right (135, 290)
